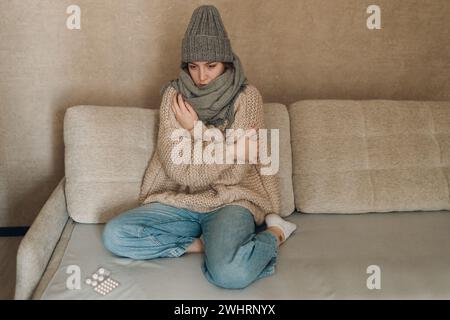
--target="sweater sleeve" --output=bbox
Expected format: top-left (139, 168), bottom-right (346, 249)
top-left (156, 85), bottom-right (264, 188)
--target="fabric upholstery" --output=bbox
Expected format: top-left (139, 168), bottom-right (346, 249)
top-left (15, 178), bottom-right (69, 300)
top-left (289, 100), bottom-right (450, 213)
top-left (37, 210), bottom-right (450, 299)
top-left (31, 219), bottom-right (75, 300)
top-left (64, 105), bottom-right (159, 223)
top-left (264, 103), bottom-right (295, 216)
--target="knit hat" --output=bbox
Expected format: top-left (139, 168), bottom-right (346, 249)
top-left (181, 5), bottom-right (234, 63)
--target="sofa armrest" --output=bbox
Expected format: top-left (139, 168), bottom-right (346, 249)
top-left (14, 177), bottom-right (69, 300)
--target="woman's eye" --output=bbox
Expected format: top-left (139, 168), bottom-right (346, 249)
top-left (209, 65), bottom-right (216, 68)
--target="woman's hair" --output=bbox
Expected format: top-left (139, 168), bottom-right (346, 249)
top-left (224, 62), bottom-right (234, 70)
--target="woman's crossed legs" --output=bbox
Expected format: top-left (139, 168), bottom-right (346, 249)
top-left (102, 202), bottom-right (278, 289)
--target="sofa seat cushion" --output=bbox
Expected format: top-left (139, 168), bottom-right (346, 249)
top-left (38, 210), bottom-right (450, 299)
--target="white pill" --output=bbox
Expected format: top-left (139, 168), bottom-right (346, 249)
top-left (85, 279), bottom-right (92, 285)
top-left (92, 274), bottom-right (98, 280)
top-left (92, 281), bottom-right (98, 286)
top-left (98, 268), bottom-right (105, 274)
top-left (98, 276), bottom-right (104, 281)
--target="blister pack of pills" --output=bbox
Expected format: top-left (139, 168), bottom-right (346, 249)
top-left (85, 267), bottom-right (120, 296)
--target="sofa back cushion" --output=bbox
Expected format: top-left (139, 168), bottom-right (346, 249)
top-left (289, 100), bottom-right (450, 213)
top-left (64, 106), bottom-right (159, 223)
top-left (64, 103), bottom-right (295, 223)
top-left (264, 103), bottom-right (296, 217)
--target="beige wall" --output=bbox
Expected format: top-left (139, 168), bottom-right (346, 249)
top-left (1, 0), bottom-right (449, 226)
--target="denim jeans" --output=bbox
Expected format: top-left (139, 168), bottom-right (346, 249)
top-left (102, 201), bottom-right (279, 289)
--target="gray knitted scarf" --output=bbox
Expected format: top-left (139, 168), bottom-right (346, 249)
top-left (160, 52), bottom-right (248, 129)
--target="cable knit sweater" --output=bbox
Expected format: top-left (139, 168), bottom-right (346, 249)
top-left (138, 84), bottom-right (281, 226)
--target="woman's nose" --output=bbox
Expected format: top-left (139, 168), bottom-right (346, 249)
top-left (199, 70), bottom-right (207, 81)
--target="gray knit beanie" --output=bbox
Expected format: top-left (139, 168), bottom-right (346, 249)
top-left (181, 5), bottom-right (234, 63)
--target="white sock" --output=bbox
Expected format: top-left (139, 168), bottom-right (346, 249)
top-left (265, 214), bottom-right (297, 243)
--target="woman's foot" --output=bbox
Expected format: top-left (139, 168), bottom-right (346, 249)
top-left (186, 238), bottom-right (204, 253)
top-left (265, 214), bottom-right (297, 246)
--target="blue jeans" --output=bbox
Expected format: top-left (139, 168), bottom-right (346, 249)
top-left (102, 201), bottom-right (278, 289)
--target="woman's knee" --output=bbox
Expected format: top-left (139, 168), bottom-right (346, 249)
top-left (205, 259), bottom-right (255, 289)
top-left (102, 207), bottom-right (154, 254)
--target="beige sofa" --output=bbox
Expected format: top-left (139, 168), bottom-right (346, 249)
top-left (15, 99), bottom-right (450, 299)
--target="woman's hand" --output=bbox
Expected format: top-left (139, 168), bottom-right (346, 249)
top-left (171, 93), bottom-right (199, 131)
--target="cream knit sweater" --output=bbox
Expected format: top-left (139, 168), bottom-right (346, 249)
top-left (139, 85), bottom-right (281, 226)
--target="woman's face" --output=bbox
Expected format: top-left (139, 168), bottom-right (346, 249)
top-left (187, 61), bottom-right (226, 87)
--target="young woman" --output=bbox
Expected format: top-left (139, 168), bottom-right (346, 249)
top-left (103, 5), bottom-right (296, 289)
